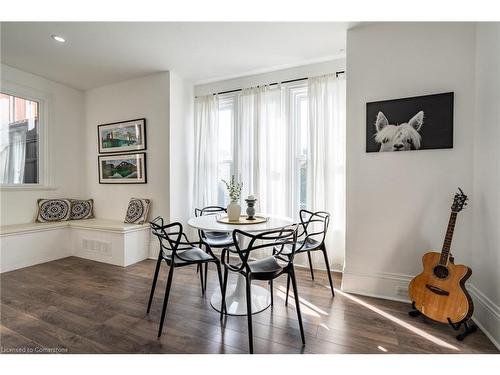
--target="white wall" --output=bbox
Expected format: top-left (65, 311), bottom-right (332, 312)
top-left (471, 23), bottom-right (500, 348)
top-left (0, 64), bottom-right (85, 225)
top-left (84, 72), bottom-right (170, 222)
top-left (195, 59), bottom-right (345, 96)
top-left (169, 72), bottom-right (194, 227)
top-left (343, 23), bottom-right (476, 297)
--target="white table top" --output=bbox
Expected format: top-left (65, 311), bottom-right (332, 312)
top-left (187, 214), bottom-right (295, 233)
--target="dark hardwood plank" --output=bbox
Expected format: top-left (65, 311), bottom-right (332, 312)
top-left (1, 256), bottom-right (498, 354)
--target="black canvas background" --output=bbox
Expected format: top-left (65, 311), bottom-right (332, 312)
top-left (366, 92), bottom-right (454, 152)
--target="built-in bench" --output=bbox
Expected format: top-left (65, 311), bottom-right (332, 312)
top-left (0, 219), bottom-right (151, 273)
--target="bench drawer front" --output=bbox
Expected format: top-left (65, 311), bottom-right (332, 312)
top-left (1, 228), bottom-right (70, 273)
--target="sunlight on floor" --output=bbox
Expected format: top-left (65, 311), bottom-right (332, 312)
top-left (334, 289), bottom-right (460, 351)
top-left (276, 286), bottom-right (329, 317)
top-left (319, 323), bottom-right (330, 331)
top-left (276, 289), bottom-right (320, 318)
top-left (377, 345), bottom-right (388, 352)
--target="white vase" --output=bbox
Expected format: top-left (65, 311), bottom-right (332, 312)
top-left (227, 201), bottom-right (241, 221)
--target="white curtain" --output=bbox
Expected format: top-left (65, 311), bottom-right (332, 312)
top-left (236, 88), bottom-right (258, 201)
top-left (193, 95), bottom-right (219, 211)
top-left (236, 86), bottom-right (291, 217)
top-left (307, 74), bottom-right (346, 269)
top-left (0, 124), bottom-right (28, 184)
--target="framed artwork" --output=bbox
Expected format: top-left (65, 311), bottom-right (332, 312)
top-left (366, 92), bottom-right (454, 152)
top-left (98, 118), bottom-right (146, 154)
top-left (98, 152), bottom-right (147, 184)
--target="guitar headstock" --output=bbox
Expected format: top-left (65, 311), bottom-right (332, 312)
top-left (451, 187), bottom-right (468, 213)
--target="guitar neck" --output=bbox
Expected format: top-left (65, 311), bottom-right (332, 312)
top-left (440, 211), bottom-right (458, 265)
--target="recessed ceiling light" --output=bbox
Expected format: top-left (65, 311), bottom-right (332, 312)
top-left (51, 35), bottom-right (66, 43)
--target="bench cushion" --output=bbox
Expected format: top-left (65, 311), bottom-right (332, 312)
top-left (0, 219), bottom-right (150, 236)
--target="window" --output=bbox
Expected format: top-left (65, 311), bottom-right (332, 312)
top-left (217, 95), bottom-right (236, 206)
top-left (214, 81), bottom-right (310, 218)
top-left (0, 92), bottom-right (40, 185)
top-left (289, 84), bottom-right (309, 214)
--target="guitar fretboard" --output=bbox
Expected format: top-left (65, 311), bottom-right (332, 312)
top-left (440, 211), bottom-right (457, 265)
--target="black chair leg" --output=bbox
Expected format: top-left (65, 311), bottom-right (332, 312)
top-left (269, 279), bottom-right (274, 307)
top-left (307, 251), bottom-right (315, 280)
top-left (220, 268), bottom-right (228, 319)
top-left (204, 262), bottom-right (208, 293)
top-left (285, 273), bottom-right (290, 306)
top-left (245, 276), bottom-right (254, 354)
top-left (199, 262), bottom-right (205, 295)
top-left (289, 268), bottom-right (305, 345)
top-left (147, 253), bottom-right (162, 313)
top-left (196, 264), bottom-right (200, 274)
top-left (321, 245), bottom-right (335, 297)
top-left (214, 261), bottom-right (226, 314)
top-left (157, 264), bottom-right (175, 337)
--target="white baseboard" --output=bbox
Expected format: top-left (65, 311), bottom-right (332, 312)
top-left (468, 284), bottom-right (500, 350)
top-left (341, 269), bottom-right (500, 350)
top-left (341, 269), bottom-right (412, 303)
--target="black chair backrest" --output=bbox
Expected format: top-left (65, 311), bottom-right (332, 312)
top-left (194, 206), bottom-right (228, 239)
top-left (194, 206), bottom-right (226, 217)
top-left (150, 216), bottom-right (183, 259)
top-left (298, 209), bottom-right (330, 245)
top-left (230, 225), bottom-right (298, 272)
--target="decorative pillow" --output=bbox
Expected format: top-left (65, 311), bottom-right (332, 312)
top-left (69, 199), bottom-right (94, 220)
top-left (124, 198), bottom-right (151, 224)
top-left (36, 199), bottom-right (71, 222)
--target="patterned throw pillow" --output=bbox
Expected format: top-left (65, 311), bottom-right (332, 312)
top-left (36, 199), bottom-right (71, 222)
top-left (69, 199), bottom-right (94, 220)
top-left (124, 198), bottom-right (151, 224)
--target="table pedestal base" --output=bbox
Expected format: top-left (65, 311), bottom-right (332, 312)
top-left (210, 274), bottom-right (271, 316)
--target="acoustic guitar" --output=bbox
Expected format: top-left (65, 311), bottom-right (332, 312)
top-left (408, 188), bottom-right (473, 324)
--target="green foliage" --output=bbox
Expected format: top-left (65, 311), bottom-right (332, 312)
top-left (221, 175), bottom-right (243, 202)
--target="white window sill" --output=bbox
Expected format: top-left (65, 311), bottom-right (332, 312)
top-left (0, 185), bottom-right (58, 192)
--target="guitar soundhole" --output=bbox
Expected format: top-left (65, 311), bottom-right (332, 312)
top-left (433, 265), bottom-right (449, 279)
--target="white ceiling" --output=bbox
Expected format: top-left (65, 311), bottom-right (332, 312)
top-left (0, 22), bottom-right (349, 90)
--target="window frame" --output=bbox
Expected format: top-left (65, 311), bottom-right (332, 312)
top-left (0, 81), bottom-right (53, 191)
top-left (216, 93), bottom-right (237, 206)
top-left (284, 81), bottom-right (309, 218)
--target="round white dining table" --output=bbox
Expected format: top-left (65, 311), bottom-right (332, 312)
top-left (187, 214), bottom-right (295, 316)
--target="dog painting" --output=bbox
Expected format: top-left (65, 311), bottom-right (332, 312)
top-left (366, 93), bottom-right (454, 153)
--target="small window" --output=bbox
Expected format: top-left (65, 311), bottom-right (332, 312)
top-left (217, 95), bottom-right (235, 206)
top-left (0, 92), bottom-right (39, 184)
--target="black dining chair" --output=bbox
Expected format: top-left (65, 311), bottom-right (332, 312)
top-left (220, 225), bottom-right (304, 354)
top-left (194, 206), bottom-right (236, 293)
top-left (281, 210), bottom-right (334, 304)
top-left (147, 216), bottom-right (224, 337)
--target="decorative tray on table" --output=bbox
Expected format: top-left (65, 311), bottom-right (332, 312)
top-left (216, 215), bottom-right (268, 225)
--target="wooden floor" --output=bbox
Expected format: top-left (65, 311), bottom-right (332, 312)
top-left (0, 256), bottom-right (497, 354)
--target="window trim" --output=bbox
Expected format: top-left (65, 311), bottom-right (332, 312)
top-left (0, 80), bottom-right (54, 191)
top-left (285, 81), bottom-right (309, 217)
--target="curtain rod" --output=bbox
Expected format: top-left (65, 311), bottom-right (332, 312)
top-left (196, 70), bottom-right (345, 98)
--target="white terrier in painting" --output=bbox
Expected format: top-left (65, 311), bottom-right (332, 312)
top-left (374, 111), bottom-right (425, 152)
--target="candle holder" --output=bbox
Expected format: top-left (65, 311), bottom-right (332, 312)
top-left (245, 197), bottom-right (257, 220)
